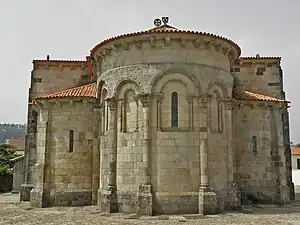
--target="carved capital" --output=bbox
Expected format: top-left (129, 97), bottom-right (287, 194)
top-left (223, 99), bottom-right (238, 110)
top-left (138, 93), bottom-right (152, 107)
top-left (197, 94), bottom-right (213, 108)
top-left (106, 97), bottom-right (117, 109)
top-left (187, 95), bottom-right (194, 104)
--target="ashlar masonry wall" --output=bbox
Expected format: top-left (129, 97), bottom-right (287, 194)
top-left (234, 101), bottom-right (290, 204)
top-left (30, 99), bottom-right (97, 207)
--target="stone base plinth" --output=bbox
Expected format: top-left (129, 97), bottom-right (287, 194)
top-left (30, 188), bottom-right (48, 207)
top-left (98, 186), bottom-right (118, 213)
top-left (198, 186), bottom-right (218, 215)
top-left (20, 184), bottom-right (34, 201)
top-left (49, 189), bottom-right (92, 206)
top-left (227, 182), bottom-right (241, 210)
top-left (136, 184), bottom-right (153, 216)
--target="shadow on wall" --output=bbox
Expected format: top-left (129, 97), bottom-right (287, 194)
top-left (0, 175), bottom-right (13, 193)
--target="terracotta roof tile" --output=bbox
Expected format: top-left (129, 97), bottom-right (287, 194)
top-left (32, 82), bottom-right (288, 104)
top-left (240, 57), bottom-right (281, 60)
top-left (33, 82), bottom-right (97, 100)
top-left (90, 25), bottom-right (241, 57)
top-left (292, 147), bottom-right (300, 155)
top-left (6, 138), bottom-right (25, 150)
top-left (233, 88), bottom-right (289, 103)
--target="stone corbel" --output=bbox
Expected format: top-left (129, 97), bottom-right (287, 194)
top-left (58, 64), bottom-right (64, 72)
top-left (82, 99), bottom-right (88, 108)
top-left (180, 38), bottom-right (187, 47)
top-left (69, 64), bottom-right (75, 70)
top-left (205, 41), bottom-right (213, 51)
top-left (214, 43), bottom-right (222, 52)
top-left (222, 46), bottom-right (229, 56)
top-left (193, 37), bottom-right (202, 48)
top-left (54, 100), bottom-right (61, 108)
top-left (135, 40), bottom-right (142, 49)
top-left (149, 37), bottom-right (156, 48)
top-left (104, 48), bottom-right (112, 55)
top-left (164, 36), bottom-right (171, 46)
top-left (121, 41), bottom-right (129, 50)
top-left (69, 100), bottom-right (74, 109)
top-left (228, 50), bottom-right (235, 61)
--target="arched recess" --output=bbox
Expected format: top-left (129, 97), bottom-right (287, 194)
top-left (100, 88), bottom-right (108, 135)
top-left (115, 80), bottom-right (141, 133)
top-left (150, 68), bottom-right (201, 94)
top-left (207, 83), bottom-right (224, 133)
top-left (151, 72), bottom-right (198, 131)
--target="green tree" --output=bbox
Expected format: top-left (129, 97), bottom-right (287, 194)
top-left (0, 143), bottom-right (21, 175)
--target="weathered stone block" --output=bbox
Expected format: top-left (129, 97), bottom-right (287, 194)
top-left (30, 188), bottom-right (49, 207)
top-left (98, 186), bottom-right (118, 213)
top-left (49, 189), bottom-right (92, 206)
top-left (20, 184), bottom-right (34, 201)
top-left (198, 186), bottom-right (218, 215)
top-left (226, 182), bottom-right (241, 210)
top-left (136, 185), bottom-right (153, 216)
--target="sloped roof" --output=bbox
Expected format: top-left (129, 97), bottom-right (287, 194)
top-left (33, 82), bottom-right (97, 100)
top-left (233, 88), bottom-right (288, 103)
top-left (6, 138), bottom-right (25, 150)
top-left (90, 24), bottom-right (241, 57)
top-left (292, 147), bottom-right (300, 155)
top-left (32, 82), bottom-right (288, 104)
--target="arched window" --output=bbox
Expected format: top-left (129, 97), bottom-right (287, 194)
top-left (171, 92), bottom-right (178, 127)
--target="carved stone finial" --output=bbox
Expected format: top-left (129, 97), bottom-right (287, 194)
top-left (138, 93), bottom-right (152, 107)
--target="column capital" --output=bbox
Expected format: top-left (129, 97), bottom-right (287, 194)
top-left (137, 93), bottom-right (152, 107)
top-left (197, 94), bottom-right (213, 108)
top-left (106, 97), bottom-right (117, 110)
top-left (223, 98), bottom-right (238, 110)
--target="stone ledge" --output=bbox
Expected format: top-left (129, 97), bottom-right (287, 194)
top-left (20, 184), bottom-right (34, 201)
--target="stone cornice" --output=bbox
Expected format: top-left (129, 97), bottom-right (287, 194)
top-left (33, 60), bottom-right (88, 71)
top-left (93, 34), bottom-right (239, 64)
top-left (236, 100), bottom-right (288, 110)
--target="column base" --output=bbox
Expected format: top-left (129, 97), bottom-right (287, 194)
top-left (227, 182), bottom-right (241, 210)
top-left (198, 186), bottom-right (218, 215)
top-left (30, 188), bottom-right (48, 207)
top-left (136, 184), bottom-right (153, 216)
top-left (20, 184), bottom-right (34, 201)
top-left (98, 186), bottom-right (118, 213)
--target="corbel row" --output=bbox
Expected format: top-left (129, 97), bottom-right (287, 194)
top-left (93, 36), bottom-right (238, 62)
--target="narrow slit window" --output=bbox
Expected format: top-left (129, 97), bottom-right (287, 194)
top-left (252, 136), bottom-right (257, 153)
top-left (171, 92), bottom-right (178, 128)
top-left (69, 130), bottom-right (74, 152)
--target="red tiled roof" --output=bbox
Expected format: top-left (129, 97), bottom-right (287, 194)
top-left (33, 82), bottom-right (97, 100)
top-left (292, 147), bottom-right (300, 155)
top-left (6, 138), bottom-right (25, 150)
top-left (90, 25), bottom-right (241, 57)
top-left (33, 59), bottom-right (87, 66)
top-left (240, 57), bottom-right (281, 60)
top-left (233, 88), bottom-right (289, 103)
top-left (32, 82), bottom-right (288, 105)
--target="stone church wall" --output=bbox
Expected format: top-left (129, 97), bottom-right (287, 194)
top-left (30, 100), bottom-right (96, 207)
top-left (95, 33), bottom-right (239, 214)
top-left (234, 102), bottom-right (290, 204)
top-left (24, 61), bottom-right (92, 190)
top-left (231, 58), bottom-right (283, 99)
